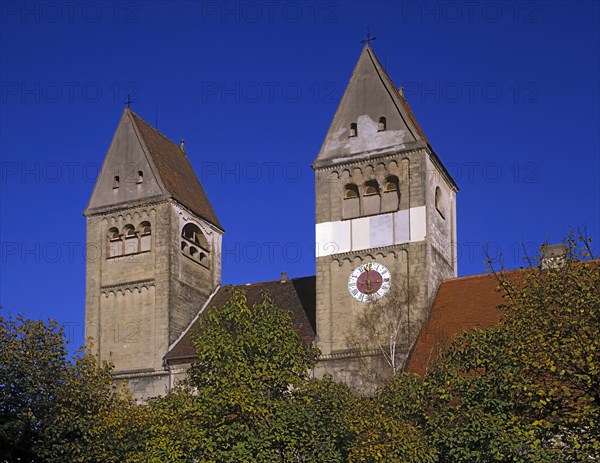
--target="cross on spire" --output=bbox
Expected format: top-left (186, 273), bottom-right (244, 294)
top-left (360, 27), bottom-right (376, 46)
top-left (124, 94), bottom-right (138, 108)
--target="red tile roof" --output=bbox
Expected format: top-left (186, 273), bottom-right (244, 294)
top-left (165, 276), bottom-right (316, 362)
top-left (129, 109), bottom-right (222, 230)
top-left (405, 271), bottom-right (523, 376)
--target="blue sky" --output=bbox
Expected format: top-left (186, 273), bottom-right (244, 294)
top-left (1, 0), bottom-right (598, 350)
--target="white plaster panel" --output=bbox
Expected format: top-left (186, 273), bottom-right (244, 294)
top-left (316, 221), bottom-right (351, 257)
top-left (316, 206), bottom-right (427, 257)
top-left (393, 210), bottom-right (410, 244)
top-left (410, 206), bottom-right (427, 241)
top-left (315, 222), bottom-right (333, 257)
top-left (331, 221), bottom-right (351, 255)
top-left (352, 217), bottom-right (371, 251)
top-left (369, 214), bottom-right (393, 248)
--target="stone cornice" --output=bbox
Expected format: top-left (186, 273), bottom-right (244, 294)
top-left (317, 242), bottom-right (424, 264)
top-left (320, 348), bottom-right (387, 360)
top-left (312, 141), bottom-right (427, 172)
top-left (84, 197), bottom-right (169, 217)
top-left (101, 278), bottom-right (155, 296)
top-left (112, 368), bottom-right (168, 379)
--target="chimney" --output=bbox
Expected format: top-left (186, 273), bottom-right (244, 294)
top-left (280, 272), bottom-right (288, 283)
top-left (180, 139), bottom-right (186, 153)
top-left (540, 243), bottom-right (567, 271)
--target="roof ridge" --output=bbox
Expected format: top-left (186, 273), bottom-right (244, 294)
top-left (128, 109), bottom-right (184, 154)
top-left (125, 109), bottom-right (223, 230)
top-left (231, 275), bottom-right (316, 287)
top-left (443, 267), bottom-right (527, 283)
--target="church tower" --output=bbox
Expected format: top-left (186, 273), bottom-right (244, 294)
top-left (84, 108), bottom-right (223, 398)
top-left (313, 45), bottom-right (458, 385)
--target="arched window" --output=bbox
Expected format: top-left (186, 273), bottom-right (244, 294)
top-left (182, 223), bottom-right (208, 250)
top-left (182, 223), bottom-right (209, 266)
top-left (364, 180), bottom-right (380, 196)
top-left (349, 122), bottom-right (357, 137)
top-left (139, 221), bottom-right (151, 252)
top-left (363, 180), bottom-right (381, 215)
top-left (384, 175), bottom-right (399, 192)
top-left (123, 224), bottom-right (138, 254)
top-left (140, 222), bottom-right (151, 235)
top-left (382, 176), bottom-right (400, 212)
top-left (137, 171), bottom-right (143, 184)
top-left (435, 187), bottom-right (445, 219)
top-left (378, 117), bottom-right (387, 131)
top-left (343, 183), bottom-right (360, 219)
top-left (113, 176), bottom-right (120, 189)
top-left (108, 227), bottom-right (120, 240)
top-left (344, 183), bottom-right (359, 199)
top-left (108, 227), bottom-right (122, 258)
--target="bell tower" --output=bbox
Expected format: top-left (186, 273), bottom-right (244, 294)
top-left (84, 108), bottom-right (223, 398)
top-left (313, 46), bottom-right (458, 385)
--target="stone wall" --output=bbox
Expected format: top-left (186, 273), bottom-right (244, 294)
top-left (85, 199), bottom-right (222, 400)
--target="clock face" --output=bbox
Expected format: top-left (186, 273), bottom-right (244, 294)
top-left (347, 262), bottom-right (391, 302)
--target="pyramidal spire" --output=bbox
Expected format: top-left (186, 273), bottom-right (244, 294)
top-left (85, 108), bottom-right (222, 230)
top-left (313, 45), bottom-right (428, 168)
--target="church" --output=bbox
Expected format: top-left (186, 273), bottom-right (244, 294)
top-left (84, 45), bottom-right (505, 398)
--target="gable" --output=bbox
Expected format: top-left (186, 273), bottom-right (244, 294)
top-left (85, 109), bottom-right (222, 230)
top-left (314, 45), bottom-right (428, 168)
top-left (85, 110), bottom-right (166, 214)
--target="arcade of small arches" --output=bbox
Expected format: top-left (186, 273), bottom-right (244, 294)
top-left (330, 247), bottom-right (409, 267)
top-left (108, 221), bottom-right (152, 258)
top-left (342, 175), bottom-right (400, 219)
top-left (343, 175), bottom-right (399, 198)
top-left (181, 222), bottom-right (209, 267)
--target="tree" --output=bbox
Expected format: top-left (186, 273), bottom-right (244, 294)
top-left (36, 353), bottom-right (148, 463)
top-left (271, 376), bottom-right (354, 463)
top-left (0, 311), bottom-right (146, 463)
top-left (345, 281), bottom-right (420, 390)
top-left (127, 383), bottom-right (213, 463)
top-left (346, 395), bottom-right (437, 463)
top-left (421, 232), bottom-right (599, 462)
top-left (0, 313), bottom-right (67, 462)
top-left (138, 287), bottom-right (321, 462)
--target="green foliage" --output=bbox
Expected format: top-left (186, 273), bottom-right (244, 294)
top-left (0, 313), bottom-right (67, 462)
top-left (0, 312), bottom-right (146, 463)
top-left (189, 288), bottom-right (320, 407)
top-left (140, 288), bottom-right (324, 462)
top-left (419, 233), bottom-right (600, 462)
top-left (128, 385), bottom-right (212, 463)
top-left (272, 376), bottom-right (354, 462)
top-left (37, 354), bottom-right (147, 463)
top-left (347, 396), bottom-right (436, 463)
